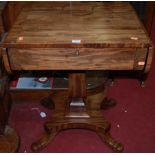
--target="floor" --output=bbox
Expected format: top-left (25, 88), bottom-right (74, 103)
top-left (9, 15), bottom-right (155, 153)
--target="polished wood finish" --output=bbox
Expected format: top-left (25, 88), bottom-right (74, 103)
top-left (144, 47), bottom-right (154, 73)
top-left (7, 48), bottom-right (147, 71)
top-left (3, 2), bottom-right (152, 48)
top-left (1, 2), bottom-right (26, 32)
top-left (3, 2), bottom-right (153, 74)
top-left (1, 2), bottom-right (154, 153)
top-left (31, 78), bottom-right (123, 152)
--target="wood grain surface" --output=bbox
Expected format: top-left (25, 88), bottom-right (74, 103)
top-left (1, 2), bottom-right (154, 73)
top-left (1, 2), bottom-right (26, 32)
top-left (0, 2), bottom-right (153, 152)
top-left (7, 48), bottom-right (147, 70)
top-left (2, 2), bottom-right (152, 48)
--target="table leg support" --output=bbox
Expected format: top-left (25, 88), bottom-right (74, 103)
top-left (31, 73), bottom-right (123, 152)
top-left (98, 131), bottom-right (123, 152)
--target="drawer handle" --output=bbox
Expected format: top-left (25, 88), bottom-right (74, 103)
top-left (75, 50), bottom-right (80, 56)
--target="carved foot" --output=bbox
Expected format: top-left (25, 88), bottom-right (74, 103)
top-left (98, 131), bottom-right (123, 152)
top-left (31, 132), bottom-right (58, 152)
top-left (100, 98), bottom-right (116, 110)
top-left (40, 96), bottom-right (55, 110)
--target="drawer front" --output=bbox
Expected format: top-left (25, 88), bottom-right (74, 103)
top-left (8, 48), bottom-right (146, 70)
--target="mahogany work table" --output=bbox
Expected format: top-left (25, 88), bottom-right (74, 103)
top-left (1, 1), bottom-right (154, 152)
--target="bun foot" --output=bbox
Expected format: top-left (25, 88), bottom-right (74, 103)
top-left (31, 132), bottom-right (57, 152)
top-left (98, 132), bottom-right (123, 152)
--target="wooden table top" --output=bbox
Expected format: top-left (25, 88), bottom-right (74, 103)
top-left (3, 2), bottom-right (152, 48)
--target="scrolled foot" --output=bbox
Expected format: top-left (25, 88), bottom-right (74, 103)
top-left (100, 98), bottom-right (116, 110)
top-left (31, 132), bottom-right (57, 152)
top-left (98, 132), bottom-right (123, 152)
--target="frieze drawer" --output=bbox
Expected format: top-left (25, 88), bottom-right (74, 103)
top-left (7, 48), bottom-right (147, 70)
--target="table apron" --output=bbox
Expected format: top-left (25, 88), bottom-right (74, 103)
top-left (6, 47), bottom-right (147, 71)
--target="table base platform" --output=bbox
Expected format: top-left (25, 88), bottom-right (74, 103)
top-left (31, 87), bottom-right (123, 152)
